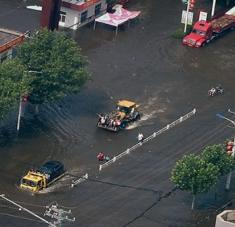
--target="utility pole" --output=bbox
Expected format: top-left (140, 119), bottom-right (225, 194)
top-left (225, 136), bottom-right (235, 190)
top-left (184, 0), bottom-right (190, 33)
top-left (216, 110), bottom-right (235, 190)
top-left (17, 97), bottom-right (23, 131)
top-left (225, 109), bottom-right (235, 190)
top-left (17, 70), bottom-right (42, 131)
top-left (211, 0), bottom-right (216, 17)
top-left (0, 194), bottom-right (56, 227)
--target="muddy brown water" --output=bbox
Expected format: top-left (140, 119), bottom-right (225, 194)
top-left (0, 0), bottom-right (235, 226)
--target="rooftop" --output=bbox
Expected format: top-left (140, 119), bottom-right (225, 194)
top-left (216, 210), bottom-right (235, 227)
top-left (0, 28), bottom-right (24, 53)
top-left (0, 28), bottom-right (22, 46)
top-left (61, 0), bottom-right (101, 11)
top-left (117, 100), bottom-right (137, 108)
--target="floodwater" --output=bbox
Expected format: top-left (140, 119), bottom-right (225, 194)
top-left (0, 0), bottom-right (235, 226)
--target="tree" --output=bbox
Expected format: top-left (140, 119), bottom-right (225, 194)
top-left (171, 154), bottom-right (219, 209)
top-left (0, 59), bottom-right (30, 120)
top-left (201, 144), bottom-right (235, 176)
top-left (17, 29), bottom-right (89, 104)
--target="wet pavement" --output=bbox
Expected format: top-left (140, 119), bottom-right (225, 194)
top-left (0, 0), bottom-right (235, 226)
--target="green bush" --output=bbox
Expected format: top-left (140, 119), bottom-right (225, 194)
top-left (171, 25), bottom-right (192, 39)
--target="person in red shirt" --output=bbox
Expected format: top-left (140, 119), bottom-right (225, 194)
top-left (97, 152), bottom-right (105, 161)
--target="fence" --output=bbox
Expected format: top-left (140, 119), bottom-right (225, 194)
top-left (71, 173), bottom-right (88, 188)
top-left (99, 108), bottom-right (196, 171)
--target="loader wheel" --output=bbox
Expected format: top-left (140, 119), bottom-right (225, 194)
top-left (135, 113), bottom-right (141, 120)
top-left (120, 122), bottom-right (127, 129)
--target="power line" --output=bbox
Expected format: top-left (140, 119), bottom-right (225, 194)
top-left (0, 194), bottom-right (56, 227)
top-left (0, 204), bottom-right (22, 211)
top-left (0, 197), bottom-right (77, 225)
top-left (0, 211), bottom-right (44, 224)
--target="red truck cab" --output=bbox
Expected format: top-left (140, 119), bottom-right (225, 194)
top-left (183, 21), bottom-right (212, 47)
top-left (183, 7), bottom-right (235, 47)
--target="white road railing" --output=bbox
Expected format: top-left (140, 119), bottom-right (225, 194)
top-left (99, 108), bottom-right (196, 171)
top-left (71, 173), bottom-right (88, 188)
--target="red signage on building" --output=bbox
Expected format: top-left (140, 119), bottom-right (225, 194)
top-left (40, 0), bottom-right (62, 30)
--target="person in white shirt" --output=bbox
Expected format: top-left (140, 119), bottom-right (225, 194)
top-left (137, 133), bottom-right (144, 142)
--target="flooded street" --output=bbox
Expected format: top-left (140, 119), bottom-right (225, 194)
top-left (0, 0), bottom-right (235, 226)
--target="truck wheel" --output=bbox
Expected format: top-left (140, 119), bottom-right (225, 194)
top-left (201, 42), bottom-right (206, 47)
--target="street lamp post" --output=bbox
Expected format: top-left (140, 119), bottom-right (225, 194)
top-left (17, 70), bottom-right (42, 131)
top-left (16, 97), bottom-right (23, 131)
top-left (226, 137), bottom-right (235, 190)
top-left (184, 0), bottom-right (190, 33)
top-left (216, 111), bottom-right (235, 190)
top-left (211, 0), bottom-right (216, 17)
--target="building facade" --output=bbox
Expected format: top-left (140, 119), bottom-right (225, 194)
top-left (59, 0), bottom-right (107, 30)
top-left (40, 0), bottom-right (62, 30)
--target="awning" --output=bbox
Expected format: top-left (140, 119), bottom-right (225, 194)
top-left (94, 5), bottom-right (141, 34)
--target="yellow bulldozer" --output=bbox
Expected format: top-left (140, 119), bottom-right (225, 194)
top-left (97, 100), bottom-right (141, 132)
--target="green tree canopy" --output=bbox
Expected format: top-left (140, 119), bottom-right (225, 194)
top-left (171, 154), bottom-right (219, 195)
top-left (17, 29), bottom-right (89, 104)
top-left (201, 144), bottom-right (235, 176)
top-left (171, 154), bottom-right (219, 209)
top-left (0, 59), bottom-right (30, 119)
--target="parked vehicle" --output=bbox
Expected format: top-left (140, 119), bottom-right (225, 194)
top-left (183, 7), bottom-right (235, 47)
top-left (97, 100), bottom-right (141, 132)
top-left (20, 161), bottom-right (65, 192)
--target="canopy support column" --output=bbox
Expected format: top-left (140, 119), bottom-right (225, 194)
top-left (128, 20), bottom-right (130, 28)
top-left (115, 26), bottom-right (118, 36)
top-left (93, 21), bottom-right (96, 30)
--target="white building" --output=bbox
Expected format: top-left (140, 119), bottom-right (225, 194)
top-left (59, 0), bottom-right (107, 30)
top-left (215, 210), bottom-right (235, 227)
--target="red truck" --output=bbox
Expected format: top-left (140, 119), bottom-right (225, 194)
top-left (183, 7), bottom-right (235, 47)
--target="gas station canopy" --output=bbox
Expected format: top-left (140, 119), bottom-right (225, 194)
top-left (94, 5), bottom-right (141, 34)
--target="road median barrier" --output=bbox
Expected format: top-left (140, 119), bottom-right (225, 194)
top-left (99, 108), bottom-right (196, 171)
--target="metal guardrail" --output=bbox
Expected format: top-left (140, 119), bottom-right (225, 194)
top-left (71, 173), bottom-right (88, 188)
top-left (99, 108), bottom-right (196, 171)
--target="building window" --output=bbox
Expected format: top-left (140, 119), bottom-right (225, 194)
top-left (60, 11), bottom-right (66, 23)
top-left (95, 4), bottom-right (101, 16)
top-left (81, 11), bottom-right (88, 23)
